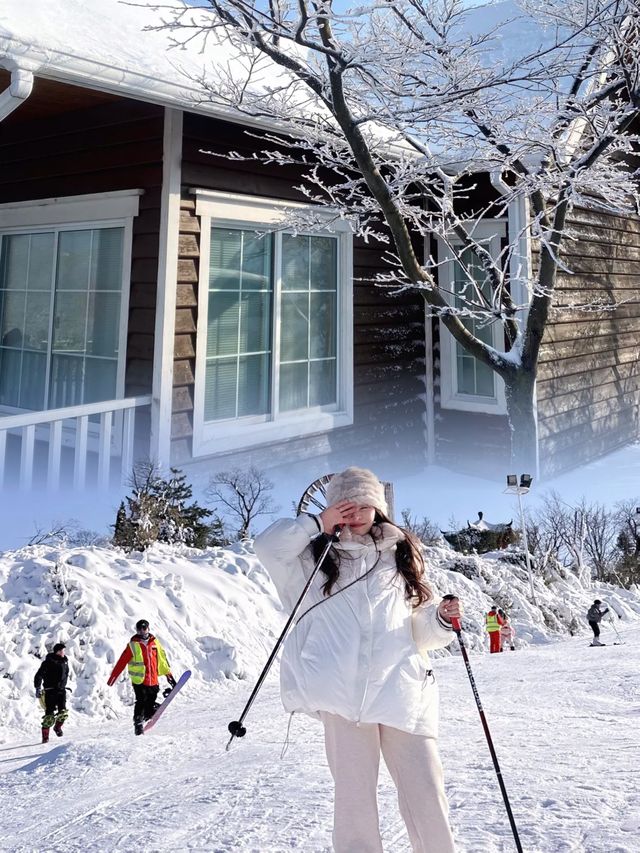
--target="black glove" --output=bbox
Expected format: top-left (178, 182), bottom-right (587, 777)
top-left (167, 674), bottom-right (177, 689)
top-left (35, 688), bottom-right (42, 699)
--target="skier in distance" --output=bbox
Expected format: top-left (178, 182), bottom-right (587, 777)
top-left (587, 599), bottom-right (609, 646)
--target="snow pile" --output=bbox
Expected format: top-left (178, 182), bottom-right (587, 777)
top-left (0, 541), bottom-right (284, 742)
top-left (1, 538), bottom-right (639, 743)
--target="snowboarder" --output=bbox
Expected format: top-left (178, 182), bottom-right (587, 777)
top-left (486, 606), bottom-right (504, 653)
top-left (34, 642), bottom-right (69, 743)
top-left (500, 613), bottom-right (516, 651)
top-left (587, 599), bottom-right (609, 646)
top-left (255, 466), bottom-right (461, 853)
top-left (107, 619), bottom-right (176, 735)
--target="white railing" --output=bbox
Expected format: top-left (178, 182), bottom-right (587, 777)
top-left (0, 395), bottom-right (152, 491)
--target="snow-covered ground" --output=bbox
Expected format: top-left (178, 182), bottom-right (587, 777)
top-left (1, 537), bottom-right (639, 851)
top-left (2, 625), bottom-right (639, 852)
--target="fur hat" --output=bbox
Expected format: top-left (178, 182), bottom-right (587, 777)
top-left (325, 467), bottom-right (387, 514)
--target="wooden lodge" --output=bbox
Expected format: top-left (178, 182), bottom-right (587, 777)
top-left (0, 1), bottom-right (639, 491)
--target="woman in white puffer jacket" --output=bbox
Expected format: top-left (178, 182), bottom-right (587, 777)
top-left (254, 467), bottom-right (462, 853)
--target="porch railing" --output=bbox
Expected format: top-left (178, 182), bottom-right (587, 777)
top-left (0, 395), bottom-right (152, 491)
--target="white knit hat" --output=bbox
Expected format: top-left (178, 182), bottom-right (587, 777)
top-left (325, 467), bottom-right (388, 514)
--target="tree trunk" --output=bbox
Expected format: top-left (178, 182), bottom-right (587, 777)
top-left (504, 369), bottom-right (538, 475)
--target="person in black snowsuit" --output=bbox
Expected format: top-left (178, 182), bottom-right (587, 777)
top-left (587, 600), bottom-right (609, 646)
top-left (34, 642), bottom-right (69, 743)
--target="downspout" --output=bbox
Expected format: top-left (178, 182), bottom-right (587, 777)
top-left (0, 63), bottom-right (34, 121)
top-left (489, 171), bottom-right (540, 478)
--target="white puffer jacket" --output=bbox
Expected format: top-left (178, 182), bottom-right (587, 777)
top-left (254, 515), bottom-right (454, 737)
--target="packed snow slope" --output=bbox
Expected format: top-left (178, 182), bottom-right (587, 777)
top-left (1, 540), bottom-right (639, 851)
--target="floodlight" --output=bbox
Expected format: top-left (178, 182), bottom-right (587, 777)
top-left (520, 474), bottom-right (533, 489)
top-left (506, 474), bottom-right (518, 487)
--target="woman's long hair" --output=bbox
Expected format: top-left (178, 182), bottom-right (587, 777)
top-left (311, 510), bottom-right (433, 606)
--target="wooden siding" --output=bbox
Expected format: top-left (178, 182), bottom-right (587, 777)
top-left (431, 314), bottom-right (511, 478)
top-left (537, 207), bottom-right (640, 477)
top-left (0, 81), bottom-right (164, 443)
top-left (171, 112), bottom-right (427, 471)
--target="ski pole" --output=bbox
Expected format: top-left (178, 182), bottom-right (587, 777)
top-left (608, 611), bottom-right (624, 645)
top-left (443, 594), bottom-right (524, 853)
top-left (226, 525), bottom-right (342, 751)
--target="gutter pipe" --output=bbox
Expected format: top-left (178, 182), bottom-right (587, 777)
top-left (0, 62), bottom-right (34, 121)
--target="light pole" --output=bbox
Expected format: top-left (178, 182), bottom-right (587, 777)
top-left (505, 474), bottom-right (537, 605)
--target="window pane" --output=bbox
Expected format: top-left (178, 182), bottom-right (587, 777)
top-left (279, 361), bottom-right (308, 412)
top-left (22, 292), bottom-right (50, 353)
top-left (0, 348), bottom-right (20, 406)
top-left (206, 228), bottom-right (274, 422)
top-left (210, 228), bottom-right (242, 291)
top-left (49, 354), bottom-right (84, 408)
top-left (83, 357), bottom-right (118, 403)
top-left (0, 290), bottom-right (26, 342)
top-left (204, 357), bottom-right (237, 421)
top-left (208, 292), bottom-right (239, 357)
top-left (310, 237), bottom-right (337, 290)
top-left (0, 235), bottom-right (29, 290)
top-left (240, 292), bottom-right (271, 354)
top-left (457, 355), bottom-right (476, 395)
top-left (476, 361), bottom-right (495, 397)
top-left (238, 354), bottom-right (269, 416)
top-left (310, 292), bottom-right (336, 359)
top-left (280, 292), bottom-right (309, 361)
top-left (57, 231), bottom-right (92, 290)
top-left (454, 249), bottom-right (495, 398)
top-left (309, 359), bottom-right (336, 406)
top-left (19, 351), bottom-right (46, 409)
top-left (242, 233), bottom-right (271, 290)
top-left (87, 292), bottom-right (121, 357)
top-left (53, 291), bottom-right (87, 353)
top-left (282, 234), bottom-right (309, 291)
top-left (27, 233), bottom-right (55, 291)
top-left (91, 228), bottom-right (124, 291)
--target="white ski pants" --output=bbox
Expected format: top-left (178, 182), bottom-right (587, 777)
top-left (321, 712), bottom-right (456, 853)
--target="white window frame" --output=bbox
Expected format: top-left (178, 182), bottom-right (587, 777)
top-left (193, 189), bottom-right (354, 457)
top-left (0, 190), bottom-right (140, 418)
top-left (436, 220), bottom-right (507, 414)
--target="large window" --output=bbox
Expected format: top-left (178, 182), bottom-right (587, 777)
top-left (0, 191), bottom-right (138, 415)
top-left (194, 191), bottom-right (353, 455)
top-left (437, 222), bottom-right (507, 413)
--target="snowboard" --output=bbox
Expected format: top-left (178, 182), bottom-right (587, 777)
top-left (589, 642), bottom-right (606, 647)
top-left (144, 670), bottom-right (191, 732)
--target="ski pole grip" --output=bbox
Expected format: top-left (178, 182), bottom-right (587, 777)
top-left (442, 593), bottom-right (462, 632)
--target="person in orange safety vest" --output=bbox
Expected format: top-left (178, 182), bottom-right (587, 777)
top-left (485, 606), bottom-right (504, 654)
top-left (107, 619), bottom-right (176, 735)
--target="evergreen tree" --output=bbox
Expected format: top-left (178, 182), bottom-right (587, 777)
top-left (112, 465), bottom-right (226, 551)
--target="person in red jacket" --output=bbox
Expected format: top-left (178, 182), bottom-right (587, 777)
top-left (108, 619), bottom-right (176, 735)
top-left (485, 606), bottom-right (504, 653)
